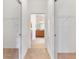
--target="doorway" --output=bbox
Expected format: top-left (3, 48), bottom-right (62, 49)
top-left (31, 14), bottom-right (45, 48)
top-left (21, 0), bottom-right (54, 59)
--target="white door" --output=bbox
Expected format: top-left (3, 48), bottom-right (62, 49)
top-left (21, 0), bottom-right (54, 59)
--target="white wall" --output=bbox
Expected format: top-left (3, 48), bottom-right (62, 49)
top-left (46, 0), bottom-right (54, 59)
top-left (55, 0), bottom-right (76, 52)
top-left (3, 0), bottom-right (20, 48)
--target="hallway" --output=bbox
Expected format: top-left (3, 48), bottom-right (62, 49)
top-left (24, 48), bottom-right (51, 59)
